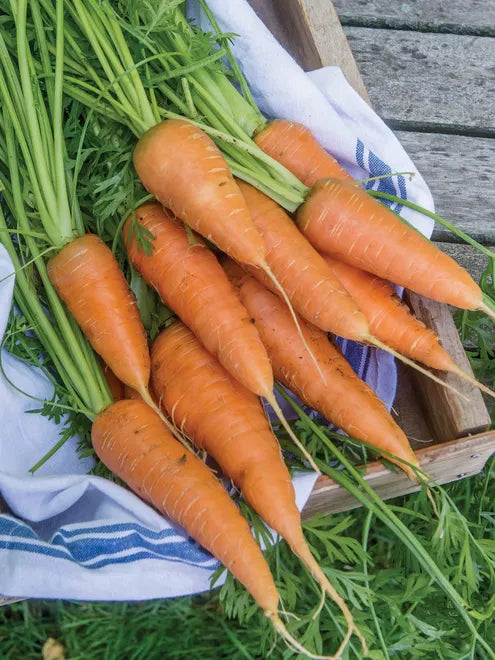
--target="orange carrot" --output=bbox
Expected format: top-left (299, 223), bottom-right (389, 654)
top-left (47, 234), bottom-right (152, 403)
top-left (124, 202), bottom-right (272, 397)
top-left (133, 120), bottom-right (322, 380)
top-left (92, 399), bottom-right (336, 659)
top-left (125, 202), bottom-right (319, 471)
top-left (236, 180), bottom-right (370, 341)
top-left (322, 255), bottom-right (495, 397)
top-left (254, 120), bottom-right (353, 186)
top-left (297, 179), bottom-right (485, 312)
top-left (133, 119), bottom-right (266, 268)
top-left (100, 360), bottom-right (124, 401)
top-left (151, 322), bottom-right (366, 656)
top-left (224, 268), bottom-right (419, 479)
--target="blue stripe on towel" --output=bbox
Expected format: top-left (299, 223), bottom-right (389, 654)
top-left (0, 515), bottom-right (219, 569)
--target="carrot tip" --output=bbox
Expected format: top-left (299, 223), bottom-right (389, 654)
top-left (451, 365), bottom-right (495, 400)
top-left (312, 588), bottom-right (326, 621)
top-left (267, 612), bottom-right (341, 660)
top-left (479, 299), bottom-right (495, 323)
top-left (367, 336), bottom-right (469, 402)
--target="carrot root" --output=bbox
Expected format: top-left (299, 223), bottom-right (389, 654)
top-left (261, 263), bottom-right (328, 385)
top-left (266, 393), bottom-right (321, 474)
top-left (450, 365), bottom-right (495, 400)
top-left (294, 542), bottom-right (368, 658)
top-left (268, 613), bottom-right (343, 660)
top-left (367, 337), bottom-right (469, 402)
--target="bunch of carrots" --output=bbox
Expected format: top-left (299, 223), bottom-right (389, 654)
top-left (1, 1), bottom-right (495, 657)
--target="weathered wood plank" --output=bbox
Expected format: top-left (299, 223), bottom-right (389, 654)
top-left (344, 28), bottom-right (495, 132)
top-left (394, 131), bottom-right (495, 244)
top-left (248, 0), bottom-right (369, 99)
top-left (303, 430), bottom-right (495, 518)
top-left (333, 0), bottom-right (495, 35)
top-left (434, 242), bottom-right (491, 284)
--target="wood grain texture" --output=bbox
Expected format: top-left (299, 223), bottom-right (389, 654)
top-left (395, 131), bottom-right (495, 243)
top-left (333, 1), bottom-right (495, 34)
top-left (344, 28), bottom-right (495, 131)
top-left (302, 430), bottom-right (495, 518)
top-left (248, 0), bottom-right (369, 100)
top-left (404, 291), bottom-right (491, 442)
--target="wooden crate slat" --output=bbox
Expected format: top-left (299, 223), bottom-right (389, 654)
top-left (302, 430), bottom-right (495, 519)
top-left (344, 27), bottom-right (495, 132)
top-left (395, 131), bottom-right (495, 245)
top-left (333, 0), bottom-right (495, 33)
top-left (405, 292), bottom-right (491, 441)
top-left (248, 0), bottom-right (369, 100)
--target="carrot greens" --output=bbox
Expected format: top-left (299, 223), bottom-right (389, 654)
top-left (0, 0), bottom-right (111, 436)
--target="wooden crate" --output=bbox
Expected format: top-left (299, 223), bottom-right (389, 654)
top-left (248, 0), bottom-right (495, 520)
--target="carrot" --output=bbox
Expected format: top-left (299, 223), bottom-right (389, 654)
top-left (124, 203), bottom-right (272, 397)
top-left (100, 360), bottom-right (124, 401)
top-left (92, 399), bottom-right (338, 659)
top-left (296, 179), bottom-right (487, 313)
top-left (236, 180), bottom-right (370, 341)
top-left (224, 268), bottom-right (419, 480)
top-left (125, 202), bottom-right (319, 472)
top-left (47, 233), bottom-right (159, 413)
top-left (254, 119), bottom-right (353, 186)
top-left (133, 119), bottom-right (267, 268)
top-left (223, 251), bottom-right (466, 401)
top-left (322, 255), bottom-right (495, 398)
top-left (133, 119), bottom-right (322, 381)
top-left (151, 322), bottom-right (366, 656)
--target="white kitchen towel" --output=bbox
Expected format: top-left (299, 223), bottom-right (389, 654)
top-left (0, 0), bottom-right (434, 600)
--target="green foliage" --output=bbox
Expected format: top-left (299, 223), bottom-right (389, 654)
top-left (2, 457), bottom-right (495, 659)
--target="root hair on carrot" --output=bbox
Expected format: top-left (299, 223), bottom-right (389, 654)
top-left (139, 386), bottom-right (195, 451)
top-left (450, 365), bottom-right (495, 400)
top-left (367, 337), bottom-right (469, 402)
top-left (312, 589), bottom-right (326, 621)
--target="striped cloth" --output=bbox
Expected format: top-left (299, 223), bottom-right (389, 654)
top-left (0, 0), bottom-right (434, 601)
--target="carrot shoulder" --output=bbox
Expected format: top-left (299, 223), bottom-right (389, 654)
top-left (229, 271), bottom-right (418, 479)
top-left (124, 202), bottom-right (273, 398)
top-left (236, 180), bottom-right (370, 342)
top-left (254, 119), bottom-right (353, 186)
top-left (296, 179), bottom-right (483, 311)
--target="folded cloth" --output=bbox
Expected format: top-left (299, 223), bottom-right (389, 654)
top-left (0, 0), bottom-right (434, 601)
